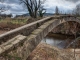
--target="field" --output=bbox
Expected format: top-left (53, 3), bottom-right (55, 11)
top-left (0, 17), bottom-right (30, 34)
top-left (0, 17), bottom-right (29, 28)
top-left (0, 16), bottom-right (44, 34)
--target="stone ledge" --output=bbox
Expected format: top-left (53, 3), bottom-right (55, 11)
top-left (0, 35), bottom-right (26, 55)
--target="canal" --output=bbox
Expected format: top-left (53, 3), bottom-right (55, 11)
top-left (41, 33), bottom-right (74, 49)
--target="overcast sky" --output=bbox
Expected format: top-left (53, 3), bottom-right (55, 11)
top-left (1, 0), bottom-right (80, 15)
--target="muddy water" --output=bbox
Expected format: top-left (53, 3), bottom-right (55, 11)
top-left (41, 33), bottom-right (74, 49)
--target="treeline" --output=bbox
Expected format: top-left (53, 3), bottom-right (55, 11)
top-left (0, 14), bottom-right (12, 18)
top-left (54, 4), bottom-right (80, 16)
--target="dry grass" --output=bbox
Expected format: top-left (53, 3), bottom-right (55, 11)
top-left (0, 17), bottom-right (30, 30)
top-left (0, 17), bottom-right (29, 25)
top-left (0, 43), bottom-right (76, 60)
top-left (27, 43), bottom-right (75, 60)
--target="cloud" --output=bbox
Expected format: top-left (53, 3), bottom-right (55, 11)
top-left (4, 0), bottom-right (20, 4)
top-left (1, 0), bottom-right (80, 15)
top-left (43, 0), bottom-right (77, 13)
top-left (65, 0), bottom-right (79, 3)
top-left (0, 0), bottom-right (27, 15)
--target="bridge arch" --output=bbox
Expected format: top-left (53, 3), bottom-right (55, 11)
top-left (50, 17), bottom-right (80, 34)
top-left (51, 17), bottom-right (80, 29)
top-left (48, 17), bottom-right (80, 33)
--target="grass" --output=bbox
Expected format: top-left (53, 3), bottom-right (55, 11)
top-left (0, 17), bottom-right (30, 29)
top-left (0, 18), bottom-right (28, 25)
top-left (0, 16), bottom-right (44, 25)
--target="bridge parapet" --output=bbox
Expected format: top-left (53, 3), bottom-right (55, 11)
top-left (0, 17), bottom-right (53, 44)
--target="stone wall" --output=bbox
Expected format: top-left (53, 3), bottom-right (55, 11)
top-left (52, 21), bottom-right (80, 35)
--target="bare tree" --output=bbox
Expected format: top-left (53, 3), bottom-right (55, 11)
top-left (55, 6), bottom-right (59, 15)
top-left (20, 0), bottom-right (46, 18)
top-left (0, 0), bottom-right (9, 14)
top-left (73, 4), bottom-right (80, 16)
top-left (38, 6), bottom-right (46, 17)
top-left (75, 5), bottom-right (80, 16)
top-left (0, 6), bottom-right (6, 14)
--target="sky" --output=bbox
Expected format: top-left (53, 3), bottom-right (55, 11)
top-left (0, 0), bottom-right (80, 15)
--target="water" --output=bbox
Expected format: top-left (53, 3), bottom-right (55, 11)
top-left (41, 33), bottom-right (74, 49)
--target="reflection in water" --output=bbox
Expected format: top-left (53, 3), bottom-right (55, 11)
top-left (41, 33), bottom-right (73, 49)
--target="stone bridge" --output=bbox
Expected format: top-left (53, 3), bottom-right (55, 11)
top-left (0, 15), bottom-right (79, 60)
